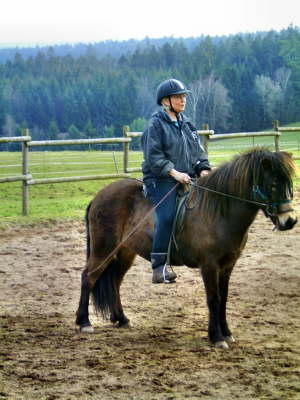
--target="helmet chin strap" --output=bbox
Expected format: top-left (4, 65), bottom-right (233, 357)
top-left (162, 97), bottom-right (179, 118)
top-left (168, 96), bottom-right (177, 114)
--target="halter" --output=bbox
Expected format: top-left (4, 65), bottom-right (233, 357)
top-left (252, 185), bottom-right (293, 218)
top-left (189, 181), bottom-right (292, 219)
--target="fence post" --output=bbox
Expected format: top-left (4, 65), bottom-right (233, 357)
top-left (22, 128), bottom-right (30, 216)
top-left (202, 123), bottom-right (209, 153)
top-left (273, 120), bottom-right (280, 152)
top-left (123, 125), bottom-right (129, 173)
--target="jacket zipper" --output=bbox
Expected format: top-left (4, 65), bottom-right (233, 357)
top-left (180, 128), bottom-right (190, 172)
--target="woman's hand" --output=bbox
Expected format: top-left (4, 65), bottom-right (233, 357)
top-left (169, 169), bottom-right (191, 184)
top-left (200, 169), bottom-right (210, 177)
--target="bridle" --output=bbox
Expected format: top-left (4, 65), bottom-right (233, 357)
top-left (252, 185), bottom-right (293, 218)
top-left (189, 180), bottom-right (293, 219)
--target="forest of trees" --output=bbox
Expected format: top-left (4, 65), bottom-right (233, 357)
top-left (0, 26), bottom-right (300, 145)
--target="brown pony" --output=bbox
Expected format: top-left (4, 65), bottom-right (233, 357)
top-left (75, 148), bottom-right (297, 349)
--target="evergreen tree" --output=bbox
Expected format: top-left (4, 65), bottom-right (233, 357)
top-left (0, 27), bottom-right (300, 141)
top-left (48, 119), bottom-right (59, 140)
top-left (84, 119), bottom-right (97, 138)
top-left (68, 124), bottom-right (82, 139)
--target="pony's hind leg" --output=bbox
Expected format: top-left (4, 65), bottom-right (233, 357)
top-left (75, 269), bottom-right (94, 332)
top-left (92, 247), bottom-right (136, 328)
top-left (110, 248), bottom-right (136, 327)
top-left (75, 254), bottom-right (112, 333)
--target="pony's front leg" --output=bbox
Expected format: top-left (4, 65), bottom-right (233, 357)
top-left (201, 263), bottom-right (228, 349)
top-left (219, 267), bottom-right (235, 344)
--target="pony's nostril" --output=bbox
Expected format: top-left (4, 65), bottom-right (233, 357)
top-left (287, 217), bottom-right (297, 229)
top-left (279, 217), bottom-right (297, 231)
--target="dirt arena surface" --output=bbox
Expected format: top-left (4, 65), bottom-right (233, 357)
top-left (0, 194), bottom-right (300, 400)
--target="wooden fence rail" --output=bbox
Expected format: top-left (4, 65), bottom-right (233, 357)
top-left (0, 122), bottom-right (299, 216)
top-left (0, 136), bottom-right (31, 143)
top-left (122, 125), bottom-right (282, 172)
top-left (122, 125), bottom-right (215, 173)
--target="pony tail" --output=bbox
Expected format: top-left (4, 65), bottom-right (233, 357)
top-left (85, 201), bottom-right (120, 322)
top-left (92, 259), bottom-right (118, 320)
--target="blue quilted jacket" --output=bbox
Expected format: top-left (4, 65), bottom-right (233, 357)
top-left (141, 110), bottom-right (210, 181)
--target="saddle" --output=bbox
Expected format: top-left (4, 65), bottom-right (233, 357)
top-left (166, 182), bottom-right (197, 265)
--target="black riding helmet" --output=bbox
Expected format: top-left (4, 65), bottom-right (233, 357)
top-left (156, 78), bottom-right (191, 105)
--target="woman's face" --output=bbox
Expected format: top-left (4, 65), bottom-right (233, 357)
top-left (169, 93), bottom-right (187, 113)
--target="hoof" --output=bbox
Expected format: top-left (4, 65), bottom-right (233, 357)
top-left (117, 322), bottom-right (131, 329)
top-left (80, 325), bottom-right (94, 334)
top-left (115, 320), bottom-right (131, 329)
top-left (225, 335), bottom-right (235, 344)
top-left (215, 340), bottom-right (229, 349)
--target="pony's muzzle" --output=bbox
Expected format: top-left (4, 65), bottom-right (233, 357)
top-left (276, 212), bottom-right (297, 231)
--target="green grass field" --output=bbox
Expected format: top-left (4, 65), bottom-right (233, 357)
top-left (0, 126), bottom-right (300, 228)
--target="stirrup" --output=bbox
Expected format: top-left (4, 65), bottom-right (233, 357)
top-left (163, 264), bottom-right (176, 283)
top-left (152, 264), bottom-right (177, 284)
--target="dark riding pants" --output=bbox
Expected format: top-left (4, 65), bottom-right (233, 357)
top-left (144, 178), bottom-right (177, 256)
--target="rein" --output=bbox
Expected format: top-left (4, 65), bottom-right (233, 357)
top-left (189, 180), bottom-right (292, 217)
top-left (87, 182), bottom-right (179, 277)
top-left (189, 181), bottom-right (268, 208)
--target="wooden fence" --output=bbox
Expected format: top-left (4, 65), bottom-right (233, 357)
top-left (273, 120), bottom-right (300, 160)
top-left (123, 123), bottom-right (283, 172)
top-left (0, 130), bottom-right (131, 216)
top-left (1, 122), bottom-right (299, 216)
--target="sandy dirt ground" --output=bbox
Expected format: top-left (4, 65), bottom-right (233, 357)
top-left (0, 194), bottom-right (300, 400)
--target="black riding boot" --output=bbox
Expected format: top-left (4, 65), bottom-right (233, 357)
top-left (151, 253), bottom-right (177, 284)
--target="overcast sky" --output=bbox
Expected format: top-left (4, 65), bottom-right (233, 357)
top-left (1, 0), bottom-right (299, 47)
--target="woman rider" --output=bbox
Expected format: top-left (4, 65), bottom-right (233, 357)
top-left (141, 78), bottom-right (211, 284)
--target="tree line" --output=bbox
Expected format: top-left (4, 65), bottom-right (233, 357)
top-left (0, 26), bottom-right (299, 147)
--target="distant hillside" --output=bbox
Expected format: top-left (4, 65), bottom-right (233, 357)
top-left (1, 27), bottom-right (300, 142)
top-left (0, 36), bottom-right (205, 63)
top-left (0, 30), bottom-right (284, 63)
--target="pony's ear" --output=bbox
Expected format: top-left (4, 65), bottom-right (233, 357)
top-left (279, 151), bottom-right (299, 176)
top-left (280, 151), bottom-right (293, 158)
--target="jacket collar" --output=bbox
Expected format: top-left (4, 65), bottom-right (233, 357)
top-left (154, 110), bottom-right (190, 126)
